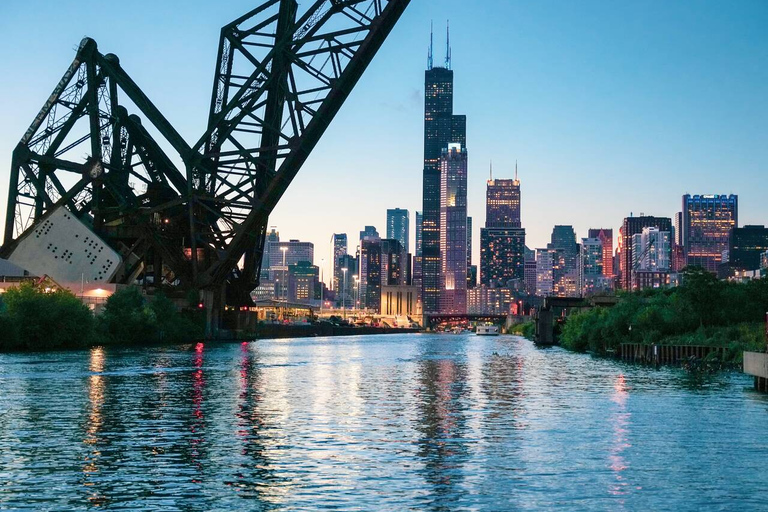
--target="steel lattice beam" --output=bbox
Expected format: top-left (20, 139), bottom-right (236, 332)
top-left (2, 0), bottom-right (409, 299)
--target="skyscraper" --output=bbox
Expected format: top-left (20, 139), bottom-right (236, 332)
top-left (683, 194), bottom-right (738, 273)
top-left (360, 226), bottom-right (379, 242)
top-left (439, 143), bottom-right (468, 314)
top-left (621, 215), bottom-right (672, 289)
top-left (332, 233), bottom-right (347, 292)
top-left (480, 228), bottom-right (526, 287)
top-left (386, 209), bottom-right (409, 255)
top-left (588, 228), bottom-right (614, 278)
top-left (413, 211), bottom-right (423, 294)
top-left (422, 27), bottom-right (466, 314)
top-left (485, 163), bottom-right (521, 228)
top-left (730, 225), bottom-right (768, 271)
top-left (480, 166), bottom-right (526, 290)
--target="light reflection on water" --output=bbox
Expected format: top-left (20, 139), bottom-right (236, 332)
top-left (0, 334), bottom-right (767, 510)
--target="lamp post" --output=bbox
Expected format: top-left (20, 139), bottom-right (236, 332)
top-left (354, 275), bottom-right (360, 313)
top-left (319, 258), bottom-right (324, 319)
top-left (280, 246), bottom-right (288, 320)
top-left (342, 267), bottom-right (348, 320)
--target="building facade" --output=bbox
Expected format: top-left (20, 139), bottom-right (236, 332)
top-left (588, 228), bottom-right (613, 278)
top-left (620, 216), bottom-right (672, 289)
top-left (439, 143), bottom-right (468, 314)
top-left (422, 52), bottom-right (466, 314)
top-left (683, 194), bottom-right (738, 273)
top-left (486, 174), bottom-right (521, 228)
top-left (386, 209), bottom-right (409, 255)
top-left (480, 227), bottom-right (526, 287)
top-left (332, 233), bottom-right (348, 292)
top-left (730, 225), bottom-right (768, 271)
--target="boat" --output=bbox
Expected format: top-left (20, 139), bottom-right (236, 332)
top-left (476, 325), bottom-right (500, 336)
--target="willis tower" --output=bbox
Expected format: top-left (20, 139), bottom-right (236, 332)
top-left (422, 23), bottom-right (466, 314)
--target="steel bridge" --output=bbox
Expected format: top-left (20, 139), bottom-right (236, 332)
top-left (1, 0), bottom-right (410, 331)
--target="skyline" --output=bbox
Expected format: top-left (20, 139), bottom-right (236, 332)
top-left (1, 1), bottom-right (767, 282)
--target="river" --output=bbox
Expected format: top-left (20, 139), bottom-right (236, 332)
top-left (0, 333), bottom-right (766, 511)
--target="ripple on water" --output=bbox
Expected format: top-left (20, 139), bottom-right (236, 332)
top-left (0, 334), bottom-right (766, 510)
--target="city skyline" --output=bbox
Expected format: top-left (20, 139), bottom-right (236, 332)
top-left (1, 1), bottom-right (766, 284)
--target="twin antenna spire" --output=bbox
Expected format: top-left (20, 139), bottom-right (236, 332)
top-left (428, 20), bottom-right (452, 70)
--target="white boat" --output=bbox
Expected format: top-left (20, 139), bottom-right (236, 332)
top-left (476, 325), bottom-right (500, 336)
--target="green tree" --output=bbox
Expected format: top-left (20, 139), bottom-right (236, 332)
top-left (98, 287), bottom-right (156, 344)
top-left (2, 282), bottom-right (94, 350)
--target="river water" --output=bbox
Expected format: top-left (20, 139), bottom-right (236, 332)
top-left (0, 333), bottom-right (767, 511)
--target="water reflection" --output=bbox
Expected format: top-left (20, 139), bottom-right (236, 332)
top-left (415, 340), bottom-right (470, 510)
top-left (609, 373), bottom-right (632, 505)
top-left (82, 347), bottom-right (107, 506)
top-left (0, 335), bottom-right (765, 510)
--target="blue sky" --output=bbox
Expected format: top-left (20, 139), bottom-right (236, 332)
top-left (1, 1), bottom-right (767, 279)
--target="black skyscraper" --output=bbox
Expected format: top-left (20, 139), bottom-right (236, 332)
top-left (422, 28), bottom-right (466, 314)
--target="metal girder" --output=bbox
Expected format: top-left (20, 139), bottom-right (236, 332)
top-left (3, 0), bottom-right (410, 297)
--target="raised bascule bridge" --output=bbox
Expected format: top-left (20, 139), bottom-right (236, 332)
top-left (1, 0), bottom-right (409, 334)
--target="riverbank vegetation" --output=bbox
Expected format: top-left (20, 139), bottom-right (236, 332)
top-left (560, 267), bottom-right (768, 361)
top-left (0, 283), bottom-right (204, 351)
top-left (509, 321), bottom-right (535, 339)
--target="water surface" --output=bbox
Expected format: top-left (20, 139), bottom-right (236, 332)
top-left (0, 334), bottom-right (767, 510)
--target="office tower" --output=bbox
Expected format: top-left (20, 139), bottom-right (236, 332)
top-left (581, 238), bottom-right (604, 276)
top-left (439, 143), bottom-right (468, 314)
top-left (360, 238), bottom-right (381, 310)
top-left (674, 212), bottom-right (684, 247)
top-left (480, 166), bottom-right (526, 289)
top-left (381, 239), bottom-right (405, 287)
top-left (524, 249), bottom-right (537, 295)
top-left (683, 194), bottom-right (738, 273)
top-left (631, 228), bottom-right (671, 271)
top-left (467, 216), bottom-right (473, 267)
top-left (621, 215), bottom-right (672, 289)
top-left (588, 228), bottom-right (614, 278)
top-left (415, 211), bottom-right (423, 256)
top-left (485, 164), bottom-right (521, 228)
top-left (386, 209), bottom-right (409, 255)
top-left (480, 228), bottom-right (526, 287)
top-left (422, 27), bottom-right (466, 314)
top-left (287, 262), bottom-right (320, 304)
top-left (548, 225), bottom-right (579, 295)
top-left (332, 233), bottom-right (348, 292)
top-left (360, 226), bottom-right (379, 242)
top-left (536, 248), bottom-right (562, 297)
top-left (336, 254), bottom-right (358, 306)
top-left (259, 227), bottom-right (281, 281)
top-left (730, 226), bottom-right (768, 271)
top-left (266, 239), bottom-right (314, 298)
top-left (413, 211), bottom-right (423, 293)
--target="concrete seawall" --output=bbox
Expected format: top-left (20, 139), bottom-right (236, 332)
top-left (744, 352), bottom-right (768, 391)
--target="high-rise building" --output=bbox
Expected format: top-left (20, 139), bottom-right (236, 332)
top-left (620, 216), bottom-right (672, 289)
top-left (730, 225), bottom-right (768, 271)
top-left (674, 211), bottom-right (684, 247)
top-left (536, 248), bottom-right (561, 297)
top-left (413, 211), bottom-right (423, 294)
top-left (588, 228), bottom-right (614, 278)
top-left (439, 143), bottom-right (468, 314)
top-left (524, 249), bottom-right (537, 295)
top-left (287, 261), bottom-right (320, 304)
top-left (336, 254), bottom-right (358, 306)
top-left (267, 239), bottom-right (314, 298)
top-left (386, 209), bottom-right (409, 255)
top-left (480, 168), bottom-right (525, 291)
top-left (259, 228), bottom-right (281, 281)
top-left (332, 233), bottom-right (348, 292)
top-left (360, 226), bottom-right (379, 242)
top-left (548, 226), bottom-right (579, 295)
top-left (631, 227), bottom-right (671, 272)
top-left (485, 164), bottom-right (521, 228)
top-left (683, 194), bottom-right (738, 273)
top-left (361, 238), bottom-right (404, 313)
top-left (480, 228), bottom-right (526, 287)
top-left (422, 29), bottom-right (466, 314)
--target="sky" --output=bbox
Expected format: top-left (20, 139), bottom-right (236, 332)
top-left (1, 0), bottom-right (767, 282)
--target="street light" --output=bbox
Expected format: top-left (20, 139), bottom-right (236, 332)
top-left (353, 275), bottom-right (360, 313)
top-left (280, 246), bottom-right (288, 320)
top-left (319, 258), bottom-right (325, 318)
top-left (342, 267), bottom-right (348, 320)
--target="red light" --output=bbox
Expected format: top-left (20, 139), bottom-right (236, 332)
top-left (198, 302), bottom-right (204, 309)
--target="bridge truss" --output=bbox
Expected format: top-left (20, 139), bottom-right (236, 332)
top-left (2, 0), bottom-right (409, 305)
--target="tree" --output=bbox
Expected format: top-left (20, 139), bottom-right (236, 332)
top-left (2, 282), bottom-right (94, 350)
